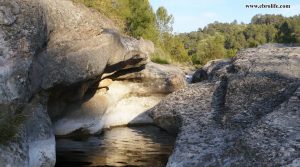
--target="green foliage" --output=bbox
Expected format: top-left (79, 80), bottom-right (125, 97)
top-left (290, 16), bottom-right (300, 43)
top-left (161, 34), bottom-right (192, 64)
top-left (151, 35), bottom-right (191, 65)
top-left (150, 47), bottom-right (171, 64)
top-left (154, 8), bottom-right (190, 64)
top-left (156, 7), bottom-right (174, 35)
top-left (73, 0), bottom-right (159, 43)
top-left (226, 49), bottom-right (238, 58)
top-left (73, 0), bottom-right (131, 30)
top-left (0, 111), bottom-right (26, 144)
top-left (192, 34), bottom-right (226, 65)
top-left (126, 0), bottom-right (159, 43)
top-left (251, 14), bottom-right (284, 25)
top-left (277, 21), bottom-right (296, 43)
top-left (180, 14), bottom-right (300, 66)
top-left (73, 1), bottom-right (300, 66)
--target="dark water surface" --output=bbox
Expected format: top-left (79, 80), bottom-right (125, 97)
top-left (55, 126), bottom-right (175, 167)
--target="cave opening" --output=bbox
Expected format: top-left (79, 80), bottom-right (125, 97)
top-left (45, 73), bottom-right (177, 167)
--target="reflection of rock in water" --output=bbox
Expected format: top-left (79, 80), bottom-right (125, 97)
top-left (55, 126), bottom-right (175, 167)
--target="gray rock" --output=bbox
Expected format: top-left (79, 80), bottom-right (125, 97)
top-left (150, 44), bottom-right (300, 167)
top-left (111, 62), bottom-right (187, 93)
top-left (0, 0), bottom-right (153, 166)
top-left (50, 62), bottom-right (187, 135)
top-left (191, 68), bottom-right (208, 83)
top-left (0, 94), bottom-right (55, 167)
top-left (30, 0), bottom-right (153, 90)
top-left (53, 93), bottom-right (109, 135)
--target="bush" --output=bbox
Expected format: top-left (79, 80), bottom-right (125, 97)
top-left (150, 48), bottom-right (171, 64)
top-left (0, 110), bottom-right (26, 144)
top-left (192, 33), bottom-right (226, 65)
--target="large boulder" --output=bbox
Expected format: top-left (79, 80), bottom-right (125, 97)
top-left (150, 44), bottom-right (300, 167)
top-left (0, 0), bottom-right (153, 166)
top-left (191, 68), bottom-right (208, 83)
top-left (111, 62), bottom-right (187, 93)
top-left (30, 0), bottom-right (154, 90)
top-left (191, 58), bottom-right (234, 83)
top-left (51, 62), bottom-right (187, 135)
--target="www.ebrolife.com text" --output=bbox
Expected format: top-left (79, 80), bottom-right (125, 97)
top-left (246, 4), bottom-right (290, 8)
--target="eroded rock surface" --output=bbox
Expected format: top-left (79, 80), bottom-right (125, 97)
top-left (0, 0), bottom-right (153, 166)
top-left (101, 62), bottom-right (187, 128)
top-left (150, 44), bottom-right (300, 167)
top-left (51, 62), bottom-right (187, 135)
top-left (0, 94), bottom-right (55, 167)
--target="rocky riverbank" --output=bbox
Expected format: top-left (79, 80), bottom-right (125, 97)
top-left (150, 44), bottom-right (300, 167)
top-left (1, 0), bottom-right (299, 166)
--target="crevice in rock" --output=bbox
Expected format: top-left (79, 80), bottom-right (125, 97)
top-left (225, 64), bottom-right (238, 74)
top-left (102, 65), bottom-right (146, 81)
top-left (212, 76), bottom-right (228, 125)
top-left (104, 56), bottom-right (146, 73)
top-left (191, 68), bottom-right (208, 83)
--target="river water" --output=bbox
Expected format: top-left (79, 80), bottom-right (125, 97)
top-left (55, 126), bottom-right (175, 167)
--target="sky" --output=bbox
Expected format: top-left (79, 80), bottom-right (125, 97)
top-left (150, 0), bottom-right (300, 33)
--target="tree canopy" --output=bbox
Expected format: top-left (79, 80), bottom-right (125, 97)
top-left (73, 1), bottom-right (300, 67)
top-left (180, 14), bottom-right (300, 66)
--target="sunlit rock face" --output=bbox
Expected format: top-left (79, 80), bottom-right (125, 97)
top-left (53, 94), bottom-right (109, 135)
top-left (0, 0), bottom-right (153, 166)
top-left (101, 62), bottom-right (187, 129)
top-left (50, 62), bottom-right (187, 135)
top-left (150, 44), bottom-right (300, 167)
top-left (99, 81), bottom-right (162, 128)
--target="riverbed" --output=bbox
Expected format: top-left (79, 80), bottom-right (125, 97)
top-left (55, 126), bottom-right (175, 167)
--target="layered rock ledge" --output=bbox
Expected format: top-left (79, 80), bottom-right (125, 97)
top-left (150, 44), bottom-right (300, 167)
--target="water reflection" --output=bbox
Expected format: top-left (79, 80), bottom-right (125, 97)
top-left (55, 126), bottom-right (175, 167)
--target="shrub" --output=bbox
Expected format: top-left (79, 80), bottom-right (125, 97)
top-left (0, 110), bottom-right (26, 144)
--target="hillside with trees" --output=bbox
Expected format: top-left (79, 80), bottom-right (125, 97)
top-left (73, 0), bottom-right (300, 67)
top-left (180, 14), bottom-right (300, 66)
